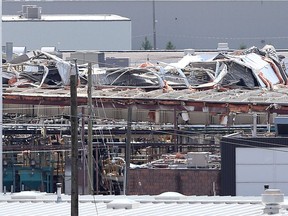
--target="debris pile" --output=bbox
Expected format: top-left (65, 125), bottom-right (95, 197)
top-left (3, 45), bottom-right (287, 91)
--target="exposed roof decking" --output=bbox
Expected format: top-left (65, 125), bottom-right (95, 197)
top-left (4, 86), bottom-right (288, 113)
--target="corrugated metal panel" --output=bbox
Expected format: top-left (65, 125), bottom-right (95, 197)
top-left (0, 198), bottom-right (265, 216)
top-left (0, 193), bottom-right (280, 216)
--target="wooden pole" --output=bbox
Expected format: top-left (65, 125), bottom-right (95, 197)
top-left (71, 60), bottom-right (79, 216)
top-left (87, 62), bottom-right (94, 194)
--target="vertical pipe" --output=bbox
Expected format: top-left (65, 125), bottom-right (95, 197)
top-left (71, 60), bottom-right (79, 216)
top-left (125, 106), bottom-right (132, 195)
top-left (56, 183), bottom-right (62, 203)
top-left (95, 145), bottom-right (99, 195)
top-left (252, 113), bottom-right (257, 137)
top-left (81, 107), bottom-right (85, 195)
top-left (213, 182), bottom-right (216, 196)
top-left (123, 165), bottom-right (126, 195)
top-left (87, 62), bottom-right (94, 194)
top-left (173, 109), bottom-right (178, 152)
top-left (267, 112), bottom-right (271, 133)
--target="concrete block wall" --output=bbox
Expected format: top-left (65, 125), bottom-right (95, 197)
top-left (128, 168), bottom-right (220, 196)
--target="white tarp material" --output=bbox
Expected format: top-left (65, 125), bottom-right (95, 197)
top-left (41, 51), bottom-right (73, 86)
top-left (165, 54), bottom-right (204, 70)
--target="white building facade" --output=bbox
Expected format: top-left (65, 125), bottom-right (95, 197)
top-left (2, 9), bottom-right (131, 51)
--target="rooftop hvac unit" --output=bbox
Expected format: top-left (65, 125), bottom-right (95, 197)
top-left (22, 5), bottom-right (41, 19)
top-left (105, 57), bottom-right (130, 68)
top-left (27, 6), bottom-right (41, 19)
top-left (217, 43), bottom-right (229, 51)
top-left (187, 152), bottom-right (209, 168)
top-left (22, 5), bottom-right (36, 14)
top-left (69, 51), bottom-right (105, 66)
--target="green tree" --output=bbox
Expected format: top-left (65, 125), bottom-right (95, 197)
top-left (166, 41), bottom-right (176, 50)
top-left (239, 44), bottom-right (247, 50)
top-left (141, 37), bottom-right (153, 50)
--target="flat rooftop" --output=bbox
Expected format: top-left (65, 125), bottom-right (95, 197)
top-left (2, 14), bottom-right (130, 21)
top-left (0, 191), bottom-right (279, 216)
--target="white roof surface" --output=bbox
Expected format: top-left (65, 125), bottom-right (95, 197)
top-left (0, 191), bottom-right (288, 216)
top-left (2, 14), bottom-right (130, 21)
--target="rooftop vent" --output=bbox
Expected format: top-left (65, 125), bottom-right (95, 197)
top-left (155, 192), bottom-right (186, 200)
top-left (106, 198), bottom-right (140, 209)
top-left (262, 189), bottom-right (284, 215)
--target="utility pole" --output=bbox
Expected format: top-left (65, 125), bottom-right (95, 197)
top-left (124, 106), bottom-right (132, 195)
top-left (71, 60), bottom-right (79, 216)
top-left (152, 0), bottom-right (157, 50)
top-left (87, 62), bottom-right (94, 194)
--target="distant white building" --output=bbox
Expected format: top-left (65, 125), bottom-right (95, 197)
top-left (2, 6), bottom-right (131, 51)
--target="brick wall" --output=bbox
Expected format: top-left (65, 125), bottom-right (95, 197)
top-left (128, 168), bottom-right (220, 196)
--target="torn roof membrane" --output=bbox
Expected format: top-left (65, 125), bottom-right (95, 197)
top-left (5, 50), bottom-right (73, 88)
top-left (3, 45), bottom-right (287, 92)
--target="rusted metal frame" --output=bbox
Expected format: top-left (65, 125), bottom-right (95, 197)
top-left (4, 93), bottom-right (288, 114)
top-left (3, 144), bottom-right (71, 151)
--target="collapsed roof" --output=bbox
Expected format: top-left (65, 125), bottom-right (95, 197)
top-left (3, 45), bottom-right (287, 92)
top-left (160, 45), bottom-right (288, 90)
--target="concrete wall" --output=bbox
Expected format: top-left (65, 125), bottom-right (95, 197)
top-left (128, 168), bottom-right (220, 195)
top-left (3, 0), bottom-right (288, 50)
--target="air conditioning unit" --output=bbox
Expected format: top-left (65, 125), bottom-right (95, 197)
top-left (21, 5), bottom-right (41, 19)
top-left (217, 43), bottom-right (229, 51)
top-left (26, 6), bottom-right (41, 19)
top-left (187, 152), bottom-right (209, 168)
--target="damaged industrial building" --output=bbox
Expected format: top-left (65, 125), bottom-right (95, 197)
top-left (2, 44), bottom-right (288, 196)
